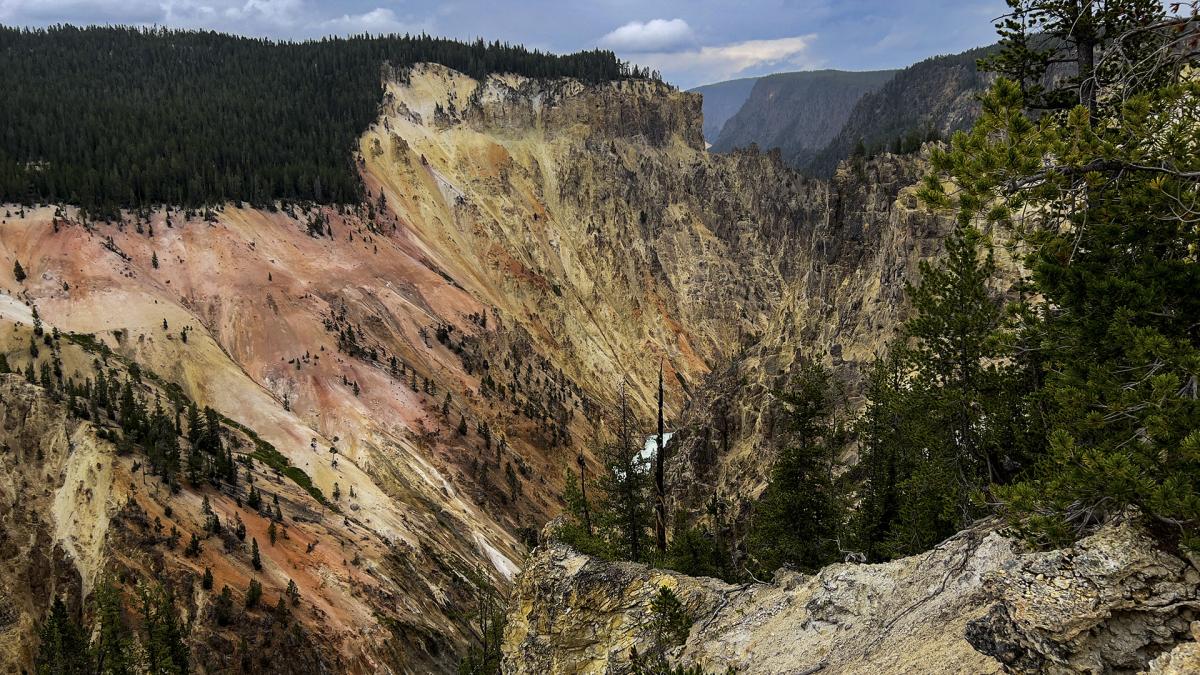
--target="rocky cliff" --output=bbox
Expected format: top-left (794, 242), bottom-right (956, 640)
top-left (503, 516), bottom-right (1200, 674)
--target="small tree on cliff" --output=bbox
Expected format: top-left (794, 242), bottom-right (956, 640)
top-left (456, 569), bottom-right (506, 675)
top-left (35, 597), bottom-right (89, 675)
top-left (596, 383), bottom-right (652, 563)
top-left (13, 259), bottom-right (26, 283)
top-left (747, 362), bottom-right (846, 574)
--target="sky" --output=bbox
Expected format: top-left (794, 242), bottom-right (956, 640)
top-left (0, 1), bottom-right (1009, 88)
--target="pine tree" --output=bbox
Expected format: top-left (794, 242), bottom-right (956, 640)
top-left (747, 362), bottom-right (846, 573)
top-left (13, 259), bottom-right (25, 282)
top-left (213, 586), bottom-right (234, 626)
top-left (151, 251), bottom-right (159, 269)
top-left (921, 39), bottom-right (1200, 550)
top-left (850, 225), bottom-right (1023, 559)
top-left (850, 352), bottom-right (912, 562)
top-left (245, 580), bottom-right (262, 609)
top-left (202, 567), bottom-right (214, 591)
top-left (595, 384), bottom-right (651, 563)
top-left (92, 579), bottom-right (134, 675)
top-left (251, 538), bottom-right (262, 570)
top-left (980, 0), bottom-right (1166, 115)
top-left (137, 583), bottom-right (190, 675)
top-left (456, 570), bottom-right (506, 675)
top-left (35, 597), bottom-right (89, 675)
top-left (654, 361), bottom-right (667, 554)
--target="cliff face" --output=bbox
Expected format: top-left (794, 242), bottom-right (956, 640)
top-left (666, 153), bottom-right (958, 523)
top-left (503, 517), bottom-right (1200, 674)
top-left (0, 318), bottom-right (476, 673)
top-left (0, 374), bottom-right (108, 670)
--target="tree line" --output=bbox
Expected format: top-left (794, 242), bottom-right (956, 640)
top-left (0, 25), bottom-right (649, 219)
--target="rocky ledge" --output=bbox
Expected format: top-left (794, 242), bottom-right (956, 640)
top-left (501, 517), bottom-right (1200, 674)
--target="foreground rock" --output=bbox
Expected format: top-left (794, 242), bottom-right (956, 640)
top-left (502, 518), bottom-right (1200, 674)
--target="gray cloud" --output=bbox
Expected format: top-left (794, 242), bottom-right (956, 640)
top-left (1, 0), bottom-right (431, 38)
top-left (624, 34), bottom-right (820, 83)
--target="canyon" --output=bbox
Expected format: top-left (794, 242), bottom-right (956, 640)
top-left (1, 60), bottom-right (1194, 674)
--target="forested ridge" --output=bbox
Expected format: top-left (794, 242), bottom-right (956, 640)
top-left (0, 25), bottom-right (639, 217)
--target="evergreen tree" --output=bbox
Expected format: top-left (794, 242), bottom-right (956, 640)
top-left (14, 259), bottom-right (26, 282)
top-left (746, 362), bottom-right (846, 573)
top-left (0, 27), bottom-right (637, 216)
top-left (245, 580), bottom-right (262, 609)
top-left (921, 15), bottom-right (1200, 550)
top-left (980, 0), bottom-right (1167, 115)
top-left (35, 597), bottom-right (89, 675)
top-left (184, 534), bottom-right (201, 557)
top-left (137, 583), bottom-right (190, 675)
top-left (92, 579), bottom-right (134, 675)
top-left (596, 385), bottom-right (651, 563)
top-left (456, 571), bottom-right (505, 675)
top-left (251, 538), bottom-right (262, 571)
top-left (851, 225), bottom-right (1024, 559)
top-left (851, 352), bottom-right (913, 562)
top-left (665, 525), bottom-right (732, 581)
top-left (654, 361), bottom-right (667, 554)
top-left (213, 586), bottom-right (234, 626)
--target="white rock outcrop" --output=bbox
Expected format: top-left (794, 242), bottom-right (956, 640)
top-left (502, 517), bottom-right (1200, 674)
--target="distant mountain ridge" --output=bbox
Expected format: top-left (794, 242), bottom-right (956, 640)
top-left (710, 69), bottom-right (896, 168)
top-left (694, 45), bottom-right (997, 175)
top-left (805, 45), bottom-right (996, 176)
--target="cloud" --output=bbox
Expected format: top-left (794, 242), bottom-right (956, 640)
top-left (628, 34), bottom-right (820, 86)
top-left (0, 0), bottom-right (163, 23)
top-left (221, 0), bottom-right (305, 29)
top-left (1, 0), bottom-right (431, 38)
top-left (318, 8), bottom-right (427, 35)
top-left (599, 18), bottom-right (694, 52)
